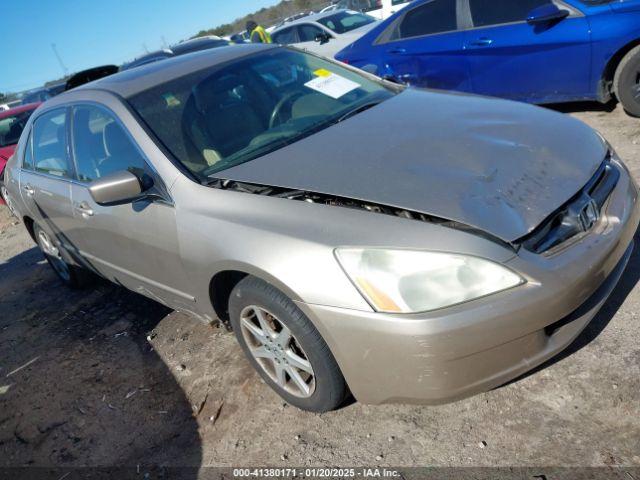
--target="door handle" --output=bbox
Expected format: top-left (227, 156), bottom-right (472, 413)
top-left (387, 47), bottom-right (406, 54)
top-left (23, 184), bottom-right (34, 196)
top-left (469, 37), bottom-right (493, 47)
top-left (74, 202), bottom-right (94, 218)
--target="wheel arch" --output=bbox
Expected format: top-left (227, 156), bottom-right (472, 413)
top-left (208, 262), bottom-right (305, 325)
top-left (601, 38), bottom-right (640, 100)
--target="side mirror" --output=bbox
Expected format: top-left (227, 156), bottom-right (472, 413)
top-left (314, 32), bottom-right (331, 45)
top-left (526, 4), bottom-right (569, 25)
top-left (88, 170), bottom-right (148, 205)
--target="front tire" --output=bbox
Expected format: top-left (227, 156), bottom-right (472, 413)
top-left (229, 276), bottom-right (348, 412)
top-left (614, 45), bottom-right (640, 117)
top-left (34, 223), bottom-right (92, 289)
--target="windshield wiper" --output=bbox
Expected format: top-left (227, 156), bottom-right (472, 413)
top-left (335, 101), bottom-right (382, 124)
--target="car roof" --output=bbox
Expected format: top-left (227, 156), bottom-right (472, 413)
top-left (272, 9), bottom-right (357, 31)
top-left (0, 102), bottom-right (41, 119)
top-left (80, 43), bottom-right (276, 98)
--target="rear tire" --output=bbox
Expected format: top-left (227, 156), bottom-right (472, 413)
top-left (228, 276), bottom-right (347, 412)
top-left (33, 223), bottom-right (92, 289)
top-left (613, 45), bottom-right (640, 117)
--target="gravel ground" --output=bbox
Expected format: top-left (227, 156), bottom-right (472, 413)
top-left (0, 101), bottom-right (639, 471)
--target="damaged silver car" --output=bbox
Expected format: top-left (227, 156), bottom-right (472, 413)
top-left (4, 44), bottom-right (639, 412)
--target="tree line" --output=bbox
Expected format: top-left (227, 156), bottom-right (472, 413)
top-left (193, 0), bottom-right (332, 37)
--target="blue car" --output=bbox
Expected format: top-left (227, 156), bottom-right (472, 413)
top-left (335, 0), bottom-right (640, 115)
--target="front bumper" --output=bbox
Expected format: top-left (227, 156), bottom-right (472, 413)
top-left (296, 163), bottom-right (640, 405)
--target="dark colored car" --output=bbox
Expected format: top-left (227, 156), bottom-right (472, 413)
top-left (65, 65), bottom-right (119, 91)
top-left (0, 103), bottom-right (41, 210)
top-left (336, 0), bottom-right (640, 115)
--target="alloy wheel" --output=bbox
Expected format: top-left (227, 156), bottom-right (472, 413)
top-left (239, 305), bottom-right (316, 398)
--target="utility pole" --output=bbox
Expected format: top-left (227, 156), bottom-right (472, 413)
top-left (51, 43), bottom-right (69, 77)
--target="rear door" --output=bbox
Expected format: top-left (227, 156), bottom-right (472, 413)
top-left (65, 103), bottom-right (195, 310)
top-left (372, 0), bottom-right (472, 91)
top-left (463, 0), bottom-right (592, 102)
top-left (19, 108), bottom-right (75, 242)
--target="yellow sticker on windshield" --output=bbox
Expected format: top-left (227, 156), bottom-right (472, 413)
top-left (162, 93), bottom-right (181, 108)
top-left (314, 68), bottom-right (332, 77)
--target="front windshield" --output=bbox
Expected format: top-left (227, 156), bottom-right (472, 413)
top-left (128, 48), bottom-right (396, 179)
top-left (318, 11), bottom-right (376, 33)
top-left (0, 109), bottom-right (36, 148)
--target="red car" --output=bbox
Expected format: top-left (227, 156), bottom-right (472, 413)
top-left (0, 102), bottom-right (40, 210)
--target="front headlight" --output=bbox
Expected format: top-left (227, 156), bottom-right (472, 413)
top-left (335, 248), bottom-right (524, 313)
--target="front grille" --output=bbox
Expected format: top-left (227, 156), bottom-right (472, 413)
top-left (521, 156), bottom-right (620, 254)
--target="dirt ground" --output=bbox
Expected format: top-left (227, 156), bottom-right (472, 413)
top-left (0, 101), bottom-right (639, 472)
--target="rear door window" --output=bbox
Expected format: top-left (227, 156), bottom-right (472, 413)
top-left (396, 0), bottom-right (458, 39)
top-left (318, 12), bottom-right (376, 33)
top-left (71, 105), bottom-right (147, 183)
top-left (32, 109), bottom-right (72, 178)
top-left (297, 24), bottom-right (326, 42)
top-left (468, 0), bottom-right (552, 27)
top-left (272, 27), bottom-right (298, 44)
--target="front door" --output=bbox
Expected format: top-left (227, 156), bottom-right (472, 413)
top-left (65, 104), bottom-right (195, 311)
top-left (463, 0), bottom-right (592, 102)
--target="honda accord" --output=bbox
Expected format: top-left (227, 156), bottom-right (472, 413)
top-left (4, 44), bottom-right (638, 412)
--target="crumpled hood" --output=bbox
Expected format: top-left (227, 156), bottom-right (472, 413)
top-left (219, 89), bottom-right (607, 242)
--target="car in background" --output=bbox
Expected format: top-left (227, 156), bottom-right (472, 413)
top-left (122, 37), bottom-right (231, 70)
top-left (46, 82), bottom-right (67, 97)
top-left (170, 35), bottom-right (230, 55)
top-left (0, 103), bottom-right (40, 211)
top-left (336, 0), bottom-right (640, 116)
top-left (122, 49), bottom-right (174, 70)
top-left (227, 31), bottom-right (250, 43)
top-left (271, 10), bottom-right (379, 58)
top-left (4, 44), bottom-right (639, 412)
top-left (21, 87), bottom-right (54, 105)
top-left (65, 65), bottom-right (119, 91)
top-left (322, 0), bottom-right (411, 19)
top-left (19, 66), bottom-right (118, 107)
